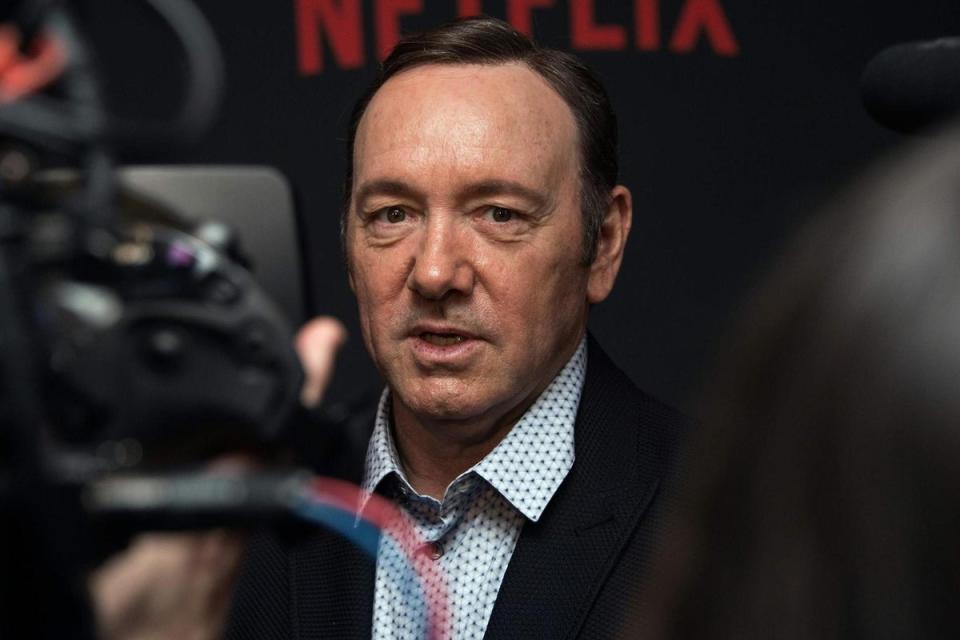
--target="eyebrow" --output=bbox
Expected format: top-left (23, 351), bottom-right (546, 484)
top-left (460, 180), bottom-right (549, 208)
top-left (353, 180), bottom-right (425, 206)
top-left (352, 178), bottom-right (550, 210)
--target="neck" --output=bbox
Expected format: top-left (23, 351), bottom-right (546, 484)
top-left (390, 400), bottom-right (528, 500)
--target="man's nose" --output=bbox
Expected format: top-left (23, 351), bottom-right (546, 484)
top-left (407, 215), bottom-right (475, 300)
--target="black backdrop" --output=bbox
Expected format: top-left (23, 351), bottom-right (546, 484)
top-left (82, 0), bottom-right (960, 412)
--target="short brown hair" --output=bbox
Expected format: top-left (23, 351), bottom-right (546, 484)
top-left (343, 16), bottom-right (619, 265)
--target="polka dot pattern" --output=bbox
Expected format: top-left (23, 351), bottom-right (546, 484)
top-left (359, 338), bottom-right (587, 639)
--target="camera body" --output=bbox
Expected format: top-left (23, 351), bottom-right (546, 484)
top-left (11, 170), bottom-right (305, 474)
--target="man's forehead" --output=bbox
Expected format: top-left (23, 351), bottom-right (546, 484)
top-left (357, 63), bottom-right (576, 152)
top-left (352, 62), bottom-right (578, 186)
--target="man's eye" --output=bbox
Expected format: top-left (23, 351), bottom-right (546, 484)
top-left (380, 207), bottom-right (406, 223)
top-left (488, 207), bottom-right (514, 223)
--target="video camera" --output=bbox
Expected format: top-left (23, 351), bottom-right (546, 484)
top-left (0, 1), bottom-right (328, 636)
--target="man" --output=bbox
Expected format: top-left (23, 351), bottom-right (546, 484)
top-left (228, 16), bottom-right (685, 639)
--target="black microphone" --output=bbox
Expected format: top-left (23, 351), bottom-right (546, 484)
top-left (861, 36), bottom-right (960, 134)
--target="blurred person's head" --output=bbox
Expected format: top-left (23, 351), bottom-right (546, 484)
top-left (645, 127), bottom-right (960, 639)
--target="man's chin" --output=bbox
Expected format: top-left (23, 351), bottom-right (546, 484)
top-left (393, 380), bottom-right (501, 425)
top-left (402, 393), bottom-right (479, 422)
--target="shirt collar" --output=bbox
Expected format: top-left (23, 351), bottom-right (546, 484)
top-left (359, 337), bottom-right (587, 522)
top-left (359, 388), bottom-right (405, 501)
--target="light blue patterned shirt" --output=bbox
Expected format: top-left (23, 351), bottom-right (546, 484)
top-left (360, 338), bottom-right (587, 640)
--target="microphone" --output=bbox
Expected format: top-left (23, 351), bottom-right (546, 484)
top-left (861, 36), bottom-right (960, 134)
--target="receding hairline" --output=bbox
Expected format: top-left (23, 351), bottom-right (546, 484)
top-left (349, 60), bottom-right (585, 201)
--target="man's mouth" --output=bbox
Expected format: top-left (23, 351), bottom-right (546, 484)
top-left (419, 332), bottom-right (467, 346)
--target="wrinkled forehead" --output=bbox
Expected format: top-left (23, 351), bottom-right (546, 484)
top-left (352, 62), bottom-right (580, 186)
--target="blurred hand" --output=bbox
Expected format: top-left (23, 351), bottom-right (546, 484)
top-left (88, 457), bottom-right (256, 640)
top-left (87, 318), bottom-right (346, 639)
top-left (89, 529), bottom-right (245, 640)
top-left (295, 315), bottom-right (347, 408)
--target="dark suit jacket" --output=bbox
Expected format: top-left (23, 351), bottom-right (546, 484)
top-left (227, 337), bottom-right (687, 639)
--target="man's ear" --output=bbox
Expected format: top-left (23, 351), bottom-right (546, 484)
top-left (587, 185), bottom-right (632, 304)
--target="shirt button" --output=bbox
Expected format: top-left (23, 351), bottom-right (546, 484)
top-left (420, 541), bottom-right (444, 561)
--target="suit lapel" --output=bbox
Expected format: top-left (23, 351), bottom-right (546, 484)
top-left (484, 337), bottom-right (675, 639)
top-left (291, 528), bottom-right (377, 639)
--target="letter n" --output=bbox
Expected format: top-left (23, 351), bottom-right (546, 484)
top-left (296, 0), bottom-right (364, 75)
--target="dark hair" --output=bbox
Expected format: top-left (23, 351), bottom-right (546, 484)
top-left (343, 16), bottom-right (618, 265)
top-left (644, 127), bottom-right (960, 639)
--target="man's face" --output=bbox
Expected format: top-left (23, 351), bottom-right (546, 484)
top-left (346, 63), bottom-right (599, 431)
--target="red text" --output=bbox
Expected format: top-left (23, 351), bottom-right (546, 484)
top-left (296, 0), bottom-right (739, 75)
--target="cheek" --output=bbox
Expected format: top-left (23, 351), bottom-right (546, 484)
top-left (486, 250), bottom-right (587, 324)
top-left (349, 259), bottom-right (396, 339)
top-left (349, 264), bottom-right (400, 367)
top-left (350, 248), bottom-right (406, 300)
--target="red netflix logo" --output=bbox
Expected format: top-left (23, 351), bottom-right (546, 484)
top-left (296, 0), bottom-right (739, 75)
